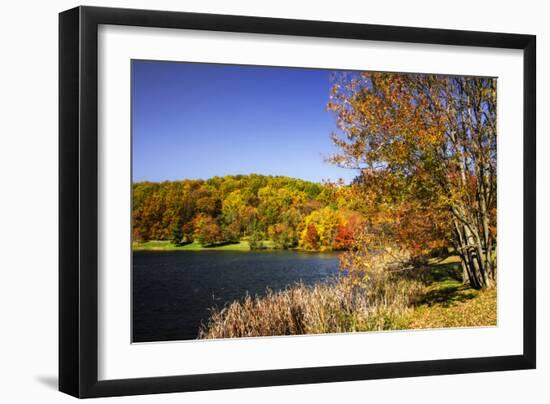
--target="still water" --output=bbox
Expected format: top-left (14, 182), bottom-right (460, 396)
top-left (133, 250), bottom-right (340, 342)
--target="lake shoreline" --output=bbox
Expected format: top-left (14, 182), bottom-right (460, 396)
top-left (132, 240), bottom-right (344, 253)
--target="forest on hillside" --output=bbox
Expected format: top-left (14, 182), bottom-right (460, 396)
top-left (132, 174), bottom-right (366, 251)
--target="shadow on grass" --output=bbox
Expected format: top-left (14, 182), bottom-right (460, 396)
top-left (419, 261), bottom-right (477, 308)
top-left (426, 261), bottom-right (462, 282)
top-left (202, 240), bottom-right (241, 248)
top-left (419, 285), bottom-right (477, 307)
top-left (173, 240), bottom-right (193, 247)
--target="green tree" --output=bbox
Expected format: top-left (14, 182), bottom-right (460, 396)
top-left (171, 218), bottom-right (183, 246)
top-left (249, 230), bottom-right (265, 250)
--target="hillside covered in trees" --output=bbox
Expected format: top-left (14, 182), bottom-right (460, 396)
top-left (133, 174), bottom-right (365, 251)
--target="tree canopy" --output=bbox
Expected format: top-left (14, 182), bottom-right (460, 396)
top-left (133, 174), bottom-right (365, 251)
top-left (328, 72), bottom-right (497, 289)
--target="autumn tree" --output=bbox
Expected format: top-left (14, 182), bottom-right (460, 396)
top-left (268, 223), bottom-right (296, 249)
top-left (328, 72), bottom-right (497, 289)
top-left (182, 222), bottom-right (194, 244)
top-left (333, 211), bottom-right (364, 250)
top-left (193, 214), bottom-right (224, 246)
top-left (222, 221), bottom-right (241, 243)
top-left (302, 224), bottom-right (320, 251)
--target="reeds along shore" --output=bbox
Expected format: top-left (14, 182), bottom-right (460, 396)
top-left (198, 267), bottom-right (426, 339)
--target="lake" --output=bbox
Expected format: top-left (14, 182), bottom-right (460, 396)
top-left (133, 250), bottom-right (341, 342)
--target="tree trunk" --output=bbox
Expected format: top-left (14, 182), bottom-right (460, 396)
top-left (453, 217), bottom-right (495, 289)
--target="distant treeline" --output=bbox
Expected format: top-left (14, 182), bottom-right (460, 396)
top-left (132, 174), bottom-right (365, 250)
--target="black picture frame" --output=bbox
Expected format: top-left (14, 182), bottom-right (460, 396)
top-left (59, 5), bottom-right (536, 398)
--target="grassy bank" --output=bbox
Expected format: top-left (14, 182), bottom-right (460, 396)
top-left (404, 256), bottom-right (497, 329)
top-left (198, 256), bottom-right (496, 339)
top-left (133, 240), bottom-right (252, 251)
top-left (133, 239), bottom-right (294, 252)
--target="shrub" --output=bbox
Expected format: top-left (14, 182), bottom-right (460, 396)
top-left (248, 230), bottom-right (265, 250)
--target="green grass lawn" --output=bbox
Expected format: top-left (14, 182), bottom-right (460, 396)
top-left (132, 240), bottom-right (251, 251)
top-left (403, 256), bottom-right (497, 329)
top-left (132, 239), bottom-right (283, 252)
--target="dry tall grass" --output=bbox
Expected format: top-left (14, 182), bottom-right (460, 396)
top-left (198, 265), bottom-right (425, 339)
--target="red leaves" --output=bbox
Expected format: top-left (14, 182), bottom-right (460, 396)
top-left (304, 224), bottom-right (320, 251)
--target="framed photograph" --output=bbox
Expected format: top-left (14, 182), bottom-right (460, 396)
top-left (59, 6), bottom-right (536, 398)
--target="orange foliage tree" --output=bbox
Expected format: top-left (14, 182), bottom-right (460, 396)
top-left (328, 72), bottom-right (497, 289)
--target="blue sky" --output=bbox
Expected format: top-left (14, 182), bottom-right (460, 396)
top-left (132, 60), bottom-right (357, 184)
